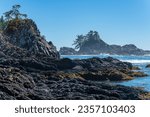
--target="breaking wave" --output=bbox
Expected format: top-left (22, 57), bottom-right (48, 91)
top-left (121, 60), bottom-right (150, 64)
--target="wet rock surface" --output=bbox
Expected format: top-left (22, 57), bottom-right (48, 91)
top-left (0, 55), bottom-right (149, 100)
top-left (146, 64), bottom-right (150, 68)
top-left (0, 65), bottom-right (149, 100)
top-left (51, 57), bottom-right (147, 81)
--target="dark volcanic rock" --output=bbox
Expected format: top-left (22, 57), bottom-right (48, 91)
top-left (0, 67), bottom-right (149, 100)
top-left (4, 19), bottom-right (59, 59)
top-left (0, 33), bottom-right (31, 59)
top-left (146, 64), bottom-right (150, 68)
top-left (50, 57), bottom-right (147, 81)
top-left (0, 49), bottom-right (149, 100)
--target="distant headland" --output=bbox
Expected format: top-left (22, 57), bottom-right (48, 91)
top-left (59, 31), bottom-right (150, 56)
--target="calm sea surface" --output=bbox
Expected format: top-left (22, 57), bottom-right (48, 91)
top-left (61, 54), bottom-right (150, 92)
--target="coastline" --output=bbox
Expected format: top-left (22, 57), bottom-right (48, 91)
top-left (0, 8), bottom-right (150, 100)
top-left (61, 54), bottom-right (150, 92)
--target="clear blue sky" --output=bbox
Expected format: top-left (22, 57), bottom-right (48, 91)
top-left (0, 0), bottom-right (150, 50)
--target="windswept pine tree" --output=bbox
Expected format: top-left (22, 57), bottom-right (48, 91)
top-left (3, 4), bottom-right (27, 21)
top-left (0, 5), bottom-right (28, 32)
top-left (73, 35), bottom-right (85, 49)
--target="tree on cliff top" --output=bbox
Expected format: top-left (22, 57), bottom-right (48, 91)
top-left (0, 5), bottom-right (27, 31)
top-left (73, 35), bottom-right (85, 49)
top-left (3, 4), bottom-right (27, 21)
top-left (73, 31), bottom-right (104, 50)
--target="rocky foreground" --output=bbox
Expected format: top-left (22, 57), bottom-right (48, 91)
top-left (0, 19), bottom-right (150, 100)
top-left (0, 55), bottom-right (150, 100)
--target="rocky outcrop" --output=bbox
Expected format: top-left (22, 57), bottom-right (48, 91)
top-left (0, 33), bottom-right (31, 59)
top-left (109, 44), bottom-right (146, 55)
top-left (78, 34), bottom-right (110, 54)
top-left (59, 31), bottom-right (150, 55)
top-left (146, 64), bottom-right (150, 68)
top-left (1, 75), bottom-right (149, 100)
top-left (51, 57), bottom-right (148, 81)
top-left (0, 56), bottom-right (149, 100)
top-left (3, 19), bottom-right (59, 59)
top-left (59, 47), bottom-right (77, 55)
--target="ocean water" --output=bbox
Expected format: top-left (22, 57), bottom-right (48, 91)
top-left (61, 54), bottom-right (150, 92)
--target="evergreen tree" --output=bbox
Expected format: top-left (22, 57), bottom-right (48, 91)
top-left (0, 5), bottom-right (28, 31)
top-left (73, 35), bottom-right (85, 49)
top-left (73, 31), bottom-right (101, 49)
top-left (3, 4), bottom-right (27, 21)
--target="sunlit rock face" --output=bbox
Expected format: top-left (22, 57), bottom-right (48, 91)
top-left (3, 19), bottom-right (60, 59)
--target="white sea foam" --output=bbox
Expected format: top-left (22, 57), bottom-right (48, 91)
top-left (144, 54), bottom-right (150, 56)
top-left (121, 60), bottom-right (150, 64)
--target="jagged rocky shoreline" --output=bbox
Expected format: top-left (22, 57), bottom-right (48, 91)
top-left (0, 18), bottom-right (150, 100)
top-left (0, 52), bottom-right (149, 99)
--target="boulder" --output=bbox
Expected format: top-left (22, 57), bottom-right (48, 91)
top-left (128, 71), bottom-right (148, 77)
top-left (59, 47), bottom-right (77, 55)
top-left (146, 64), bottom-right (150, 68)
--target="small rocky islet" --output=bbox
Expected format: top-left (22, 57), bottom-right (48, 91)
top-left (59, 31), bottom-right (150, 56)
top-left (0, 5), bottom-right (150, 100)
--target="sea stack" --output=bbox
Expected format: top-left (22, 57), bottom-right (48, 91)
top-left (3, 19), bottom-right (59, 59)
top-left (60, 30), bottom-right (150, 56)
